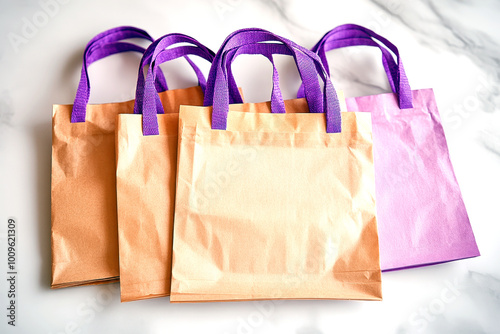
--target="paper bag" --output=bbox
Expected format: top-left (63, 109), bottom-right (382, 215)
top-left (115, 31), bottom-right (216, 302)
top-left (51, 26), bottom-right (168, 288)
top-left (301, 24), bottom-right (480, 270)
top-left (170, 29), bottom-right (382, 302)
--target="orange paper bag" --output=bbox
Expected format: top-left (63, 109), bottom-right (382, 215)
top-left (115, 34), bottom-right (214, 301)
top-left (170, 29), bottom-right (382, 302)
top-left (51, 27), bottom-right (170, 288)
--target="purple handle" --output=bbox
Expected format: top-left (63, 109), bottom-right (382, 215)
top-left (221, 42), bottom-right (332, 114)
top-left (141, 44), bottom-right (215, 118)
top-left (71, 26), bottom-right (167, 123)
top-left (297, 31), bottom-right (398, 98)
top-left (208, 29), bottom-right (341, 133)
top-left (224, 43), bottom-right (292, 113)
top-left (301, 24), bottom-right (413, 109)
top-left (223, 41), bottom-right (333, 114)
top-left (204, 28), bottom-right (326, 112)
top-left (133, 33), bottom-right (214, 114)
top-left (321, 37), bottom-right (399, 93)
top-left (86, 42), bottom-right (147, 63)
top-left (210, 30), bottom-right (336, 126)
top-left (139, 34), bottom-right (215, 136)
top-left (214, 43), bottom-right (339, 131)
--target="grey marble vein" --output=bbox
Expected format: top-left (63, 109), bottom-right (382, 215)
top-left (479, 126), bottom-right (500, 156)
top-left (369, 0), bottom-right (500, 115)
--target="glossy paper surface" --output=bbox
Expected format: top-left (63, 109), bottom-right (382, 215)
top-left (115, 86), bottom-right (204, 302)
top-left (171, 99), bottom-right (382, 302)
top-left (345, 88), bottom-right (480, 270)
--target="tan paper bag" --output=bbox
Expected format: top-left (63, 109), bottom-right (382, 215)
top-left (170, 99), bottom-right (382, 302)
top-left (50, 25), bottom-right (168, 288)
top-left (52, 99), bottom-right (129, 288)
top-left (51, 83), bottom-right (193, 289)
top-left (115, 86), bottom-right (204, 301)
top-left (113, 32), bottom-right (217, 301)
top-left (169, 28), bottom-right (381, 302)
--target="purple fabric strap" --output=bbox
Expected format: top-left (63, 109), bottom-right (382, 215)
top-left (204, 29), bottom-right (326, 109)
top-left (206, 29), bottom-right (341, 133)
top-left (300, 24), bottom-right (413, 109)
top-left (71, 26), bottom-right (168, 123)
top-left (222, 42), bottom-right (332, 114)
top-left (142, 45), bottom-right (214, 119)
top-left (133, 33), bottom-right (213, 114)
top-left (211, 31), bottom-right (338, 130)
top-left (224, 43), bottom-right (292, 113)
top-left (139, 34), bottom-right (215, 136)
top-left (296, 30), bottom-right (398, 97)
top-left (223, 41), bottom-right (335, 113)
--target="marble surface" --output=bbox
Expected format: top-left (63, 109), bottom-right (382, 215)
top-left (0, 0), bottom-right (499, 333)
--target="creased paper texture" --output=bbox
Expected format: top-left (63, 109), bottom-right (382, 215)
top-left (345, 89), bottom-right (480, 271)
top-left (115, 86), bottom-right (204, 302)
top-left (171, 98), bottom-right (382, 302)
top-left (51, 87), bottom-right (204, 290)
top-left (51, 100), bottom-right (131, 288)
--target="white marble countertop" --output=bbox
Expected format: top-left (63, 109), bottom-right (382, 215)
top-left (0, 0), bottom-right (499, 333)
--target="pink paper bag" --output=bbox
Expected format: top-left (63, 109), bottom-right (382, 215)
top-left (299, 24), bottom-right (480, 270)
